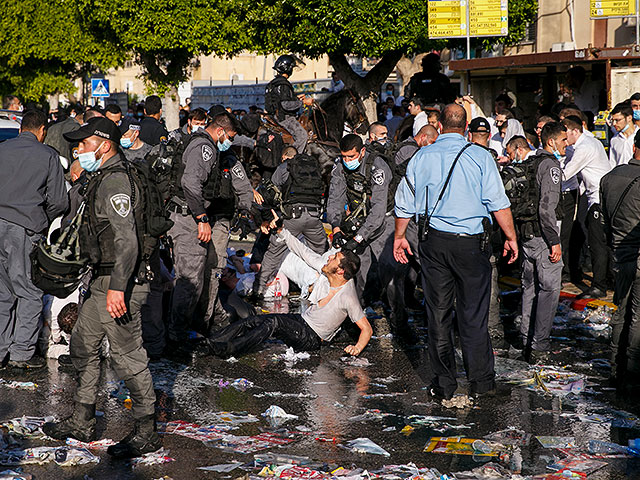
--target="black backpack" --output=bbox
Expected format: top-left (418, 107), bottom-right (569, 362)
top-left (80, 160), bottom-right (173, 278)
top-left (146, 131), bottom-right (215, 204)
top-left (253, 132), bottom-right (284, 169)
top-left (283, 154), bottom-right (324, 206)
top-left (500, 157), bottom-right (542, 224)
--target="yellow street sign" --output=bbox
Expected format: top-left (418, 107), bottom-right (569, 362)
top-left (590, 0), bottom-right (636, 18)
top-left (428, 0), bottom-right (508, 39)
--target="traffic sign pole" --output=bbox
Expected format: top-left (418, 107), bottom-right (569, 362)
top-left (466, 0), bottom-right (471, 60)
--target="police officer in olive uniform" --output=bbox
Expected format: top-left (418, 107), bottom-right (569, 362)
top-left (379, 125), bottom-right (437, 335)
top-left (43, 117), bottom-right (161, 458)
top-left (327, 134), bottom-right (392, 302)
top-left (264, 55), bottom-right (310, 154)
top-left (254, 150), bottom-right (328, 296)
top-left (166, 112), bottom-right (241, 350)
top-left (200, 148), bottom-right (254, 329)
top-left (517, 122), bottom-right (565, 364)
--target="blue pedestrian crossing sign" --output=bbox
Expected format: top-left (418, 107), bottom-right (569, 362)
top-left (91, 78), bottom-right (110, 98)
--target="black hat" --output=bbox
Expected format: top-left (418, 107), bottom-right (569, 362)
top-left (469, 117), bottom-right (491, 133)
top-left (634, 129), bottom-right (640, 148)
top-left (63, 117), bottom-right (122, 142)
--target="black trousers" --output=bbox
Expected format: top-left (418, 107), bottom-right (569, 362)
top-left (419, 229), bottom-right (495, 398)
top-left (586, 203), bottom-right (609, 292)
top-left (560, 190), bottom-right (577, 276)
top-left (210, 313), bottom-right (321, 355)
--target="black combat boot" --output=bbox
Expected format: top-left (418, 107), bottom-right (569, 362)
top-left (42, 403), bottom-right (96, 442)
top-left (107, 414), bottom-right (162, 458)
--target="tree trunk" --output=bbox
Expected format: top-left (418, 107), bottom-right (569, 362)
top-left (164, 85), bottom-right (180, 132)
top-left (328, 51), bottom-right (403, 124)
top-left (48, 92), bottom-right (60, 113)
top-left (395, 54), bottom-right (427, 97)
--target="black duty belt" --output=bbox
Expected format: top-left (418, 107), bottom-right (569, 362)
top-left (429, 228), bottom-right (482, 239)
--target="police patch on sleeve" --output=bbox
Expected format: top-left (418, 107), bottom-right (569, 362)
top-left (550, 167), bottom-right (561, 185)
top-left (231, 163), bottom-right (245, 179)
top-left (202, 144), bottom-right (214, 162)
top-left (372, 168), bottom-right (385, 186)
top-left (110, 194), bottom-right (131, 218)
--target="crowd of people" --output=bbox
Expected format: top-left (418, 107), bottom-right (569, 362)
top-left (1, 54), bottom-right (639, 459)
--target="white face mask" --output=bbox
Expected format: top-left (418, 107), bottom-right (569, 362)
top-left (191, 124), bottom-right (204, 133)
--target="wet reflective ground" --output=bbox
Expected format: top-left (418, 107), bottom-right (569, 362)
top-left (1, 296), bottom-right (640, 478)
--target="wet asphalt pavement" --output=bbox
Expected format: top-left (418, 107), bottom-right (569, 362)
top-left (2, 273), bottom-right (640, 478)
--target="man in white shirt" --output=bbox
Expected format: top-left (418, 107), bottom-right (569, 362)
top-left (205, 215), bottom-right (372, 358)
top-left (409, 97), bottom-right (428, 137)
top-left (609, 103), bottom-right (638, 168)
top-left (562, 116), bottom-right (612, 298)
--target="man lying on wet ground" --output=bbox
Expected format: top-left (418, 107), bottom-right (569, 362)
top-left (203, 211), bottom-right (373, 358)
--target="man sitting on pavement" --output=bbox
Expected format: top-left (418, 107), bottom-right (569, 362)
top-left (205, 211), bottom-right (373, 358)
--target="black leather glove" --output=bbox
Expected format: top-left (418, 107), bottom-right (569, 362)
top-left (343, 239), bottom-right (366, 255)
top-left (114, 311), bottom-right (133, 326)
top-left (332, 231), bottom-right (347, 249)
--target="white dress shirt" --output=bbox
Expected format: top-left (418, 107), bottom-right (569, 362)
top-left (609, 125), bottom-right (639, 168)
top-left (412, 111), bottom-right (428, 137)
top-left (563, 132), bottom-right (611, 209)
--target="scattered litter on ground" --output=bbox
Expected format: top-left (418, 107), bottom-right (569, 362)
top-left (535, 436), bottom-right (576, 449)
top-left (231, 378), bottom-right (255, 391)
top-left (348, 409), bottom-right (395, 422)
top-left (342, 438), bottom-right (390, 457)
top-left (205, 431), bottom-right (297, 454)
top-left (65, 438), bottom-right (116, 451)
top-left (197, 462), bottom-right (244, 472)
top-left (424, 437), bottom-right (500, 457)
top-left (276, 347), bottom-right (311, 365)
top-left (441, 395), bottom-right (473, 409)
top-left (226, 356), bottom-right (239, 363)
top-left (498, 366), bottom-right (586, 396)
top-left (255, 392), bottom-right (318, 399)
top-left (254, 453), bottom-right (311, 465)
top-left (129, 448), bottom-right (174, 468)
top-left (484, 428), bottom-right (531, 446)
top-left (285, 368), bottom-right (313, 376)
top-left (262, 406), bottom-right (299, 428)
top-left (0, 446), bottom-right (99, 466)
top-left (341, 357), bottom-right (371, 367)
top-left (546, 457), bottom-right (608, 475)
top-left (0, 469), bottom-right (32, 480)
top-left (0, 381), bottom-right (37, 391)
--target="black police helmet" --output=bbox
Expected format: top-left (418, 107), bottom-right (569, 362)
top-left (273, 55), bottom-right (298, 75)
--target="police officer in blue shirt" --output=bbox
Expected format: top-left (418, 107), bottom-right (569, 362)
top-left (393, 104), bottom-right (518, 401)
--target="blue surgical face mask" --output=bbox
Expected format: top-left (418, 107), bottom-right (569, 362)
top-left (343, 157), bottom-right (361, 170)
top-left (633, 110), bottom-right (640, 121)
top-left (552, 150), bottom-right (562, 160)
top-left (78, 141), bottom-right (105, 172)
top-left (622, 123), bottom-right (631, 133)
top-left (120, 137), bottom-right (133, 149)
top-left (217, 136), bottom-right (232, 152)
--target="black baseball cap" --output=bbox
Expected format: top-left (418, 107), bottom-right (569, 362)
top-left (63, 117), bottom-right (122, 142)
top-left (469, 117), bottom-right (491, 133)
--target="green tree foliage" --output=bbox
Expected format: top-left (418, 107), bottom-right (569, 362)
top-left (78, 0), bottom-right (248, 91)
top-left (0, 0), bottom-right (123, 101)
top-left (242, 0), bottom-right (538, 119)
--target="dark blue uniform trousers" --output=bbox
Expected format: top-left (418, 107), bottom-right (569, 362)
top-left (419, 229), bottom-right (495, 398)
